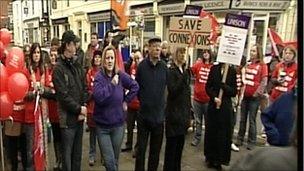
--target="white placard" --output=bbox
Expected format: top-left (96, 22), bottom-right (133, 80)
top-left (217, 25), bottom-right (248, 66)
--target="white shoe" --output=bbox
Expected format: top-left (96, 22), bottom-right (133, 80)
top-left (261, 133), bottom-right (267, 138)
top-left (231, 143), bottom-right (240, 152)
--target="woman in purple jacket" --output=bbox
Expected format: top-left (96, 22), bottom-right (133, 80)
top-left (93, 45), bottom-right (139, 171)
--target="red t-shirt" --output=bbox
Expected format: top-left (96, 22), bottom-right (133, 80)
top-left (191, 61), bottom-right (213, 103)
top-left (128, 62), bottom-right (140, 110)
top-left (86, 67), bottom-right (100, 127)
top-left (45, 67), bottom-right (59, 123)
top-left (24, 68), bottom-right (44, 123)
top-left (270, 62), bottom-right (297, 101)
top-left (244, 62), bottom-right (268, 97)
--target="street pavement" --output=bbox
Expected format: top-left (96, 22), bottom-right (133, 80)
top-left (44, 110), bottom-right (266, 171)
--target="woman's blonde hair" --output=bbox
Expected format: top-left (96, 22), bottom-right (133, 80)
top-left (101, 45), bottom-right (119, 74)
top-left (173, 47), bottom-right (186, 65)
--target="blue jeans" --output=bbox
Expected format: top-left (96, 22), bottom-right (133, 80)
top-left (192, 100), bottom-right (208, 141)
top-left (89, 126), bottom-right (102, 161)
top-left (23, 123), bottom-right (34, 171)
top-left (237, 96), bottom-right (260, 145)
top-left (61, 123), bottom-right (83, 171)
top-left (96, 125), bottom-right (124, 171)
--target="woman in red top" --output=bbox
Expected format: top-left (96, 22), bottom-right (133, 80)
top-left (190, 49), bottom-right (213, 146)
top-left (5, 99), bottom-right (27, 171)
top-left (236, 44), bottom-right (268, 150)
top-left (270, 45), bottom-right (297, 102)
top-left (87, 50), bottom-right (103, 166)
top-left (44, 47), bottom-right (62, 170)
top-left (23, 43), bottom-right (45, 170)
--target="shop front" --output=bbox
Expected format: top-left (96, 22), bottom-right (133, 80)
top-left (23, 17), bottom-right (40, 45)
top-left (129, 3), bottom-right (155, 50)
top-left (156, 0), bottom-right (291, 64)
top-left (51, 17), bottom-right (70, 40)
top-left (87, 10), bottom-right (111, 41)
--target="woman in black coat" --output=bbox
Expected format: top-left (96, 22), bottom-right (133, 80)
top-left (204, 62), bottom-right (237, 170)
top-left (164, 47), bottom-right (191, 171)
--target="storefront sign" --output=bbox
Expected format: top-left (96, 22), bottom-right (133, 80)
top-left (168, 17), bottom-right (211, 49)
top-left (217, 13), bottom-right (251, 66)
top-left (184, 5), bottom-right (202, 17)
top-left (191, 0), bottom-right (231, 10)
top-left (87, 11), bottom-right (110, 22)
top-left (231, 0), bottom-right (291, 10)
top-left (51, 17), bottom-right (69, 25)
top-left (130, 6), bottom-right (153, 16)
top-left (158, 3), bottom-right (185, 15)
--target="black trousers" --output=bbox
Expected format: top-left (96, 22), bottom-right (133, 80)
top-left (135, 118), bottom-right (164, 171)
top-left (5, 134), bottom-right (27, 171)
top-left (125, 108), bottom-right (138, 148)
top-left (51, 122), bottom-right (62, 165)
top-left (163, 135), bottom-right (185, 171)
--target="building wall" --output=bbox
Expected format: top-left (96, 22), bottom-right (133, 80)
top-left (50, 0), bottom-right (153, 50)
top-left (49, 0), bottom-right (297, 51)
top-left (0, 0), bottom-right (11, 28)
top-left (12, 0), bottom-right (23, 46)
top-left (276, 0), bottom-right (297, 41)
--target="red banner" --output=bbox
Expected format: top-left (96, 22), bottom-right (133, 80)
top-left (34, 95), bottom-right (45, 171)
top-left (200, 10), bottom-right (219, 44)
top-left (111, 0), bottom-right (128, 30)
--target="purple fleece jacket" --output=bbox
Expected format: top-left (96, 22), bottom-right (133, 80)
top-left (92, 71), bottom-right (139, 128)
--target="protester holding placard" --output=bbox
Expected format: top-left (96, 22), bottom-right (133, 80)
top-left (236, 44), bottom-right (268, 150)
top-left (190, 49), bottom-right (213, 146)
top-left (204, 62), bottom-right (237, 170)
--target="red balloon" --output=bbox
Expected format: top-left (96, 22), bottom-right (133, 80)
top-left (0, 63), bottom-right (8, 92)
top-left (5, 47), bottom-right (25, 75)
top-left (7, 72), bottom-right (29, 101)
top-left (0, 41), bottom-right (4, 58)
top-left (0, 28), bottom-right (12, 47)
top-left (0, 92), bottom-right (13, 119)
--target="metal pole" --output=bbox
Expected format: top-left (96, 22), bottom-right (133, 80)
top-left (262, 13), bottom-right (270, 56)
top-left (130, 26), bottom-right (132, 56)
top-left (246, 13), bottom-right (254, 61)
top-left (0, 122), bottom-right (4, 171)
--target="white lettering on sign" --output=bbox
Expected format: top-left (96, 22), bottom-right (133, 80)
top-left (204, 1), bottom-right (224, 8)
top-left (227, 18), bottom-right (246, 28)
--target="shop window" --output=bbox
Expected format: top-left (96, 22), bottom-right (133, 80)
top-left (64, 25), bottom-right (70, 31)
top-left (98, 22), bottom-right (105, 39)
top-left (144, 20), bottom-right (155, 32)
top-left (53, 25), bottom-right (59, 38)
top-left (91, 23), bottom-right (97, 35)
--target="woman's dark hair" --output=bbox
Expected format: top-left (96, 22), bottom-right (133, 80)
top-left (202, 49), bottom-right (214, 63)
top-left (91, 50), bottom-right (103, 67)
top-left (29, 43), bottom-right (44, 75)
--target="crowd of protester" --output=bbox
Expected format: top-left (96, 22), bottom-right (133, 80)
top-left (0, 28), bottom-right (298, 171)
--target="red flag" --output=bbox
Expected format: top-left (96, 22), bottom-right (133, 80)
top-left (34, 95), bottom-right (45, 171)
top-left (200, 10), bottom-right (219, 43)
top-left (111, 0), bottom-right (128, 30)
top-left (268, 28), bottom-right (285, 57)
top-left (116, 49), bottom-right (125, 72)
top-left (284, 41), bottom-right (297, 49)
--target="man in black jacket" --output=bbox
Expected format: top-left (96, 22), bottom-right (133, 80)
top-left (135, 36), bottom-right (168, 171)
top-left (52, 30), bottom-right (89, 171)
